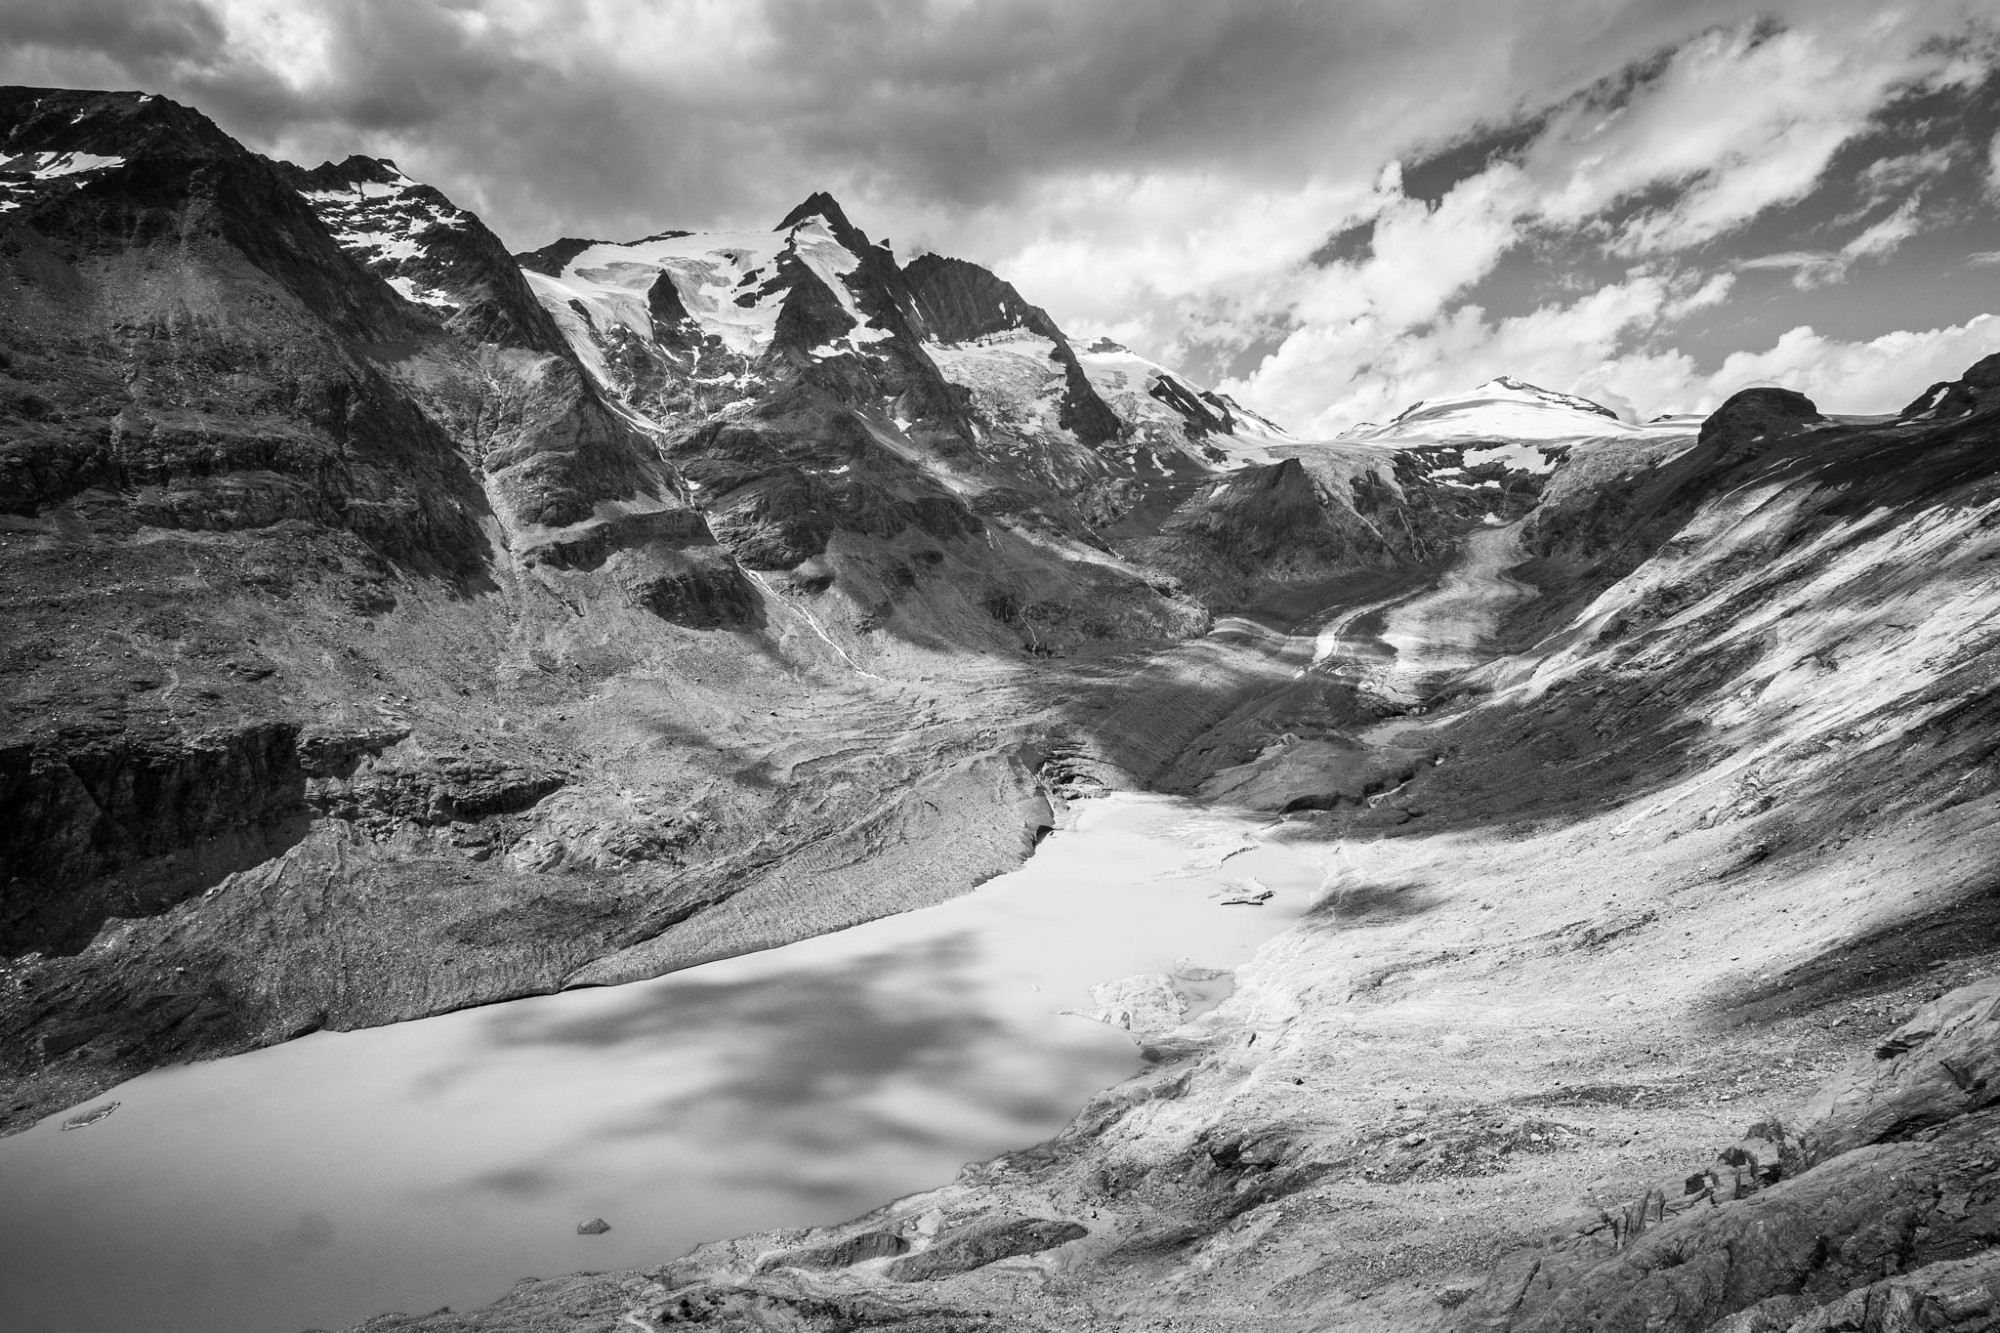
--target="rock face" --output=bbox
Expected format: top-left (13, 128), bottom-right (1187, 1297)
top-left (902, 252), bottom-right (1124, 444)
top-left (278, 154), bottom-right (569, 353)
top-left (1695, 385), bottom-right (1825, 461)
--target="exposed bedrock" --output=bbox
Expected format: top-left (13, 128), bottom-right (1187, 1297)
top-left (0, 723), bottom-right (314, 955)
top-left (1132, 453), bottom-right (1470, 607)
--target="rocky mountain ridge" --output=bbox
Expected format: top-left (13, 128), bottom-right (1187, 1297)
top-left (2, 83), bottom-right (1998, 1333)
top-left (0, 84), bottom-right (1492, 1138)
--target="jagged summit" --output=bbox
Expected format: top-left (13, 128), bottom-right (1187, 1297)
top-left (775, 189), bottom-right (871, 250)
top-left (301, 153), bottom-right (407, 185)
top-left (510, 191), bottom-right (1284, 462)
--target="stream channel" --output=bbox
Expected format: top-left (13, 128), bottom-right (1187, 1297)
top-left (0, 793), bottom-right (1324, 1333)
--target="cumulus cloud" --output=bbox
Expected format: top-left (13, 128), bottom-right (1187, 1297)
top-left (1229, 269), bottom-right (1727, 432)
top-left (1223, 6), bottom-right (1995, 431)
top-left (1695, 316), bottom-right (2000, 413)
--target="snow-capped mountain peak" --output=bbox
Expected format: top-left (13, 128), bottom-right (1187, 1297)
top-left (1343, 375), bottom-right (1681, 445)
top-left (294, 155), bottom-right (471, 308)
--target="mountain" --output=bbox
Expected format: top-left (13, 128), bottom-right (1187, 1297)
top-left (0, 86), bottom-right (1459, 1142)
top-left (5, 84), bottom-right (2000, 1333)
top-left (1341, 374), bottom-right (1680, 443)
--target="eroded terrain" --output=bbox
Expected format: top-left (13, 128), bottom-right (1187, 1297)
top-left (4, 86), bottom-right (1999, 1333)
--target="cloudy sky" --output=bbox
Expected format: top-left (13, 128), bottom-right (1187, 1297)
top-left (3, 0), bottom-right (1998, 432)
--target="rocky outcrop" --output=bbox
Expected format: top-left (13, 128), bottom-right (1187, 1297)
top-left (1147, 372), bottom-right (1236, 437)
top-left (512, 235), bottom-right (603, 277)
top-left (760, 1229), bottom-right (910, 1273)
top-left (0, 723), bottom-right (313, 954)
top-left (1695, 386), bottom-right (1825, 461)
top-left (1133, 453), bottom-right (1468, 605)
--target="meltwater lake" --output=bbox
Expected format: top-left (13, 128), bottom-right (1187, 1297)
top-left (0, 793), bottom-right (1323, 1333)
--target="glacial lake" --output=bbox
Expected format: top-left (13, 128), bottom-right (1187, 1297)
top-left (0, 793), bottom-right (1321, 1333)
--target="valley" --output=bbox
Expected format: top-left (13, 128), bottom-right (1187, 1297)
top-left (2, 84), bottom-right (1999, 1333)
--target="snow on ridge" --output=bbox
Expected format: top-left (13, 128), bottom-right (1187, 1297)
top-left (0, 150), bottom-right (127, 213)
top-left (299, 160), bottom-right (471, 302)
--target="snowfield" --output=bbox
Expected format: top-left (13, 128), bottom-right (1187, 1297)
top-left (1341, 375), bottom-right (1697, 447)
top-left (528, 217), bottom-right (890, 368)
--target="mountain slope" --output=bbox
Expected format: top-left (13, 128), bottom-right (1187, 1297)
top-left (5, 89), bottom-right (1417, 1141)
top-left (356, 361), bottom-right (2000, 1333)
top-left (0, 92), bottom-right (1204, 1137)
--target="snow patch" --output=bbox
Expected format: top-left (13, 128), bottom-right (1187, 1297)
top-left (0, 151), bottom-right (126, 212)
top-left (1462, 443), bottom-right (1556, 474)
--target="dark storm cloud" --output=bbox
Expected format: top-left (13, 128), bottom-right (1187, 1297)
top-left (183, 1), bottom-right (533, 134)
top-left (0, 0), bottom-right (1792, 246)
top-left (0, 0), bottom-right (224, 76)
